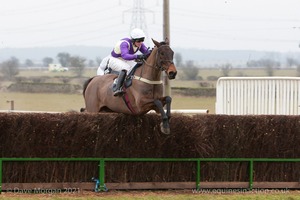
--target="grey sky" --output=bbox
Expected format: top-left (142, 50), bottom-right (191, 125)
top-left (1, 0), bottom-right (300, 52)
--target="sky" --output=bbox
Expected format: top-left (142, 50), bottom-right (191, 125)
top-left (1, 0), bottom-right (300, 52)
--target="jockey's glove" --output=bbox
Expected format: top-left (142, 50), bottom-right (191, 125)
top-left (136, 54), bottom-right (146, 60)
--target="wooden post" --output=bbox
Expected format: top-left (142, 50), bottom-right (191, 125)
top-left (7, 100), bottom-right (14, 110)
top-left (163, 0), bottom-right (171, 96)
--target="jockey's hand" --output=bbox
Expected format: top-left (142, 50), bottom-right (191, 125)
top-left (136, 54), bottom-right (146, 61)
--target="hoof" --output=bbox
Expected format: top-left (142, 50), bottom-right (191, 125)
top-left (160, 122), bottom-right (170, 135)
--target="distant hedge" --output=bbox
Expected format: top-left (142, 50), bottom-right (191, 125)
top-left (172, 87), bottom-right (216, 96)
top-left (7, 83), bottom-right (216, 96)
top-left (8, 82), bottom-right (82, 93)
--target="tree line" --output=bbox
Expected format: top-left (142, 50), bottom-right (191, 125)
top-left (1, 52), bottom-right (300, 81)
top-left (0, 52), bottom-right (102, 80)
top-left (174, 53), bottom-right (300, 80)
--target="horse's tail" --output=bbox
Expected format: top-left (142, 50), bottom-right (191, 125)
top-left (82, 77), bottom-right (94, 97)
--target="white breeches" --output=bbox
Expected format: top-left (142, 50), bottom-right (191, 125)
top-left (97, 56), bottom-right (137, 75)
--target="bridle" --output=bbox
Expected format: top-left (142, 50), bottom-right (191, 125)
top-left (144, 45), bottom-right (174, 71)
top-left (155, 45), bottom-right (174, 71)
top-left (133, 44), bottom-right (174, 85)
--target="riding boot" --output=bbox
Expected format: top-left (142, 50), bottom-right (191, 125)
top-left (113, 69), bottom-right (127, 96)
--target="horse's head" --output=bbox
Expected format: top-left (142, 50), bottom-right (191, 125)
top-left (151, 38), bottom-right (177, 79)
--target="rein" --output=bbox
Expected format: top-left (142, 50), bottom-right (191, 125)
top-left (133, 45), bottom-right (172, 85)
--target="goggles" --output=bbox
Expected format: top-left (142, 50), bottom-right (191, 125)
top-left (135, 38), bottom-right (144, 43)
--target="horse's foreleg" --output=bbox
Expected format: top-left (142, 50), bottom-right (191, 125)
top-left (165, 96), bottom-right (172, 120)
top-left (154, 99), bottom-right (170, 135)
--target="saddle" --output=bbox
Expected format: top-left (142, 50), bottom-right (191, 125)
top-left (124, 62), bottom-right (142, 88)
top-left (104, 66), bottom-right (119, 75)
top-left (108, 62), bottom-right (143, 89)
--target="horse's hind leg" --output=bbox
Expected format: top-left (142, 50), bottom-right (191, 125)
top-left (85, 93), bottom-right (101, 113)
top-left (154, 99), bottom-right (170, 135)
top-left (86, 100), bottom-right (101, 113)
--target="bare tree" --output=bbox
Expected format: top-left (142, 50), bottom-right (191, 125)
top-left (260, 59), bottom-right (280, 76)
top-left (297, 64), bottom-right (300, 77)
top-left (0, 57), bottom-right (19, 80)
top-left (182, 60), bottom-right (198, 80)
top-left (25, 59), bottom-right (34, 67)
top-left (42, 57), bottom-right (54, 67)
top-left (174, 53), bottom-right (183, 68)
top-left (286, 57), bottom-right (297, 68)
top-left (70, 56), bottom-right (86, 77)
top-left (95, 57), bottom-right (102, 66)
top-left (88, 59), bottom-right (95, 67)
top-left (57, 52), bottom-right (70, 67)
top-left (221, 63), bottom-right (232, 77)
top-left (247, 60), bottom-right (260, 68)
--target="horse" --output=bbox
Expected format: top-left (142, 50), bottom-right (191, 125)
top-left (82, 38), bottom-right (177, 134)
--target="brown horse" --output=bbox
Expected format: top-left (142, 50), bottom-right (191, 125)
top-left (82, 38), bottom-right (177, 134)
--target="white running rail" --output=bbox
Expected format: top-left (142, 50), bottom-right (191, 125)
top-left (216, 77), bottom-right (300, 115)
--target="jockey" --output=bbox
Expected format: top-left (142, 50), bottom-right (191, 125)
top-left (97, 28), bottom-right (150, 96)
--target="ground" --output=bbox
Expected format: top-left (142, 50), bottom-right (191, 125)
top-left (1, 189), bottom-right (300, 200)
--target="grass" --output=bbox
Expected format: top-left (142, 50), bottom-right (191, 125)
top-left (172, 95), bottom-right (215, 113)
top-left (0, 92), bottom-right (215, 113)
top-left (0, 92), bottom-right (84, 112)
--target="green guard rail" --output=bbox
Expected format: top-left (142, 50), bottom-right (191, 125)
top-left (1, 157), bottom-right (300, 193)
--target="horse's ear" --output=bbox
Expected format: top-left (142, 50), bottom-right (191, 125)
top-left (152, 38), bottom-right (161, 47)
top-left (165, 37), bottom-right (170, 45)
